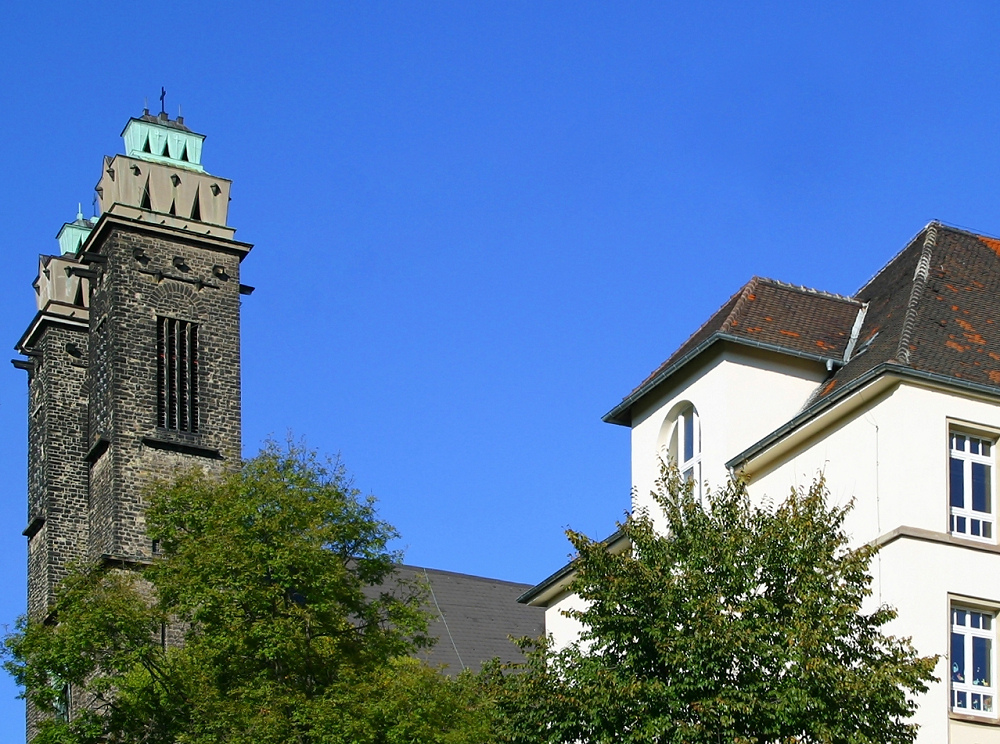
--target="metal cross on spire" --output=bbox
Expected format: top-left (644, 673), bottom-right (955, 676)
top-left (160, 87), bottom-right (166, 115)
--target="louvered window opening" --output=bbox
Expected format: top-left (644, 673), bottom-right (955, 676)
top-left (157, 317), bottom-right (199, 432)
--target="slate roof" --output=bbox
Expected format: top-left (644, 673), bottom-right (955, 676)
top-left (381, 565), bottom-right (544, 674)
top-left (607, 221), bottom-right (1000, 432)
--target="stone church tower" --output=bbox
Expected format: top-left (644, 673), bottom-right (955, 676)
top-left (13, 110), bottom-right (252, 732)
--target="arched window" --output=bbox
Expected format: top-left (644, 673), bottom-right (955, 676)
top-left (660, 403), bottom-right (702, 500)
top-left (676, 405), bottom-right (701, 497)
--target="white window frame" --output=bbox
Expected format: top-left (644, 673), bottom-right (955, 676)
top-left (951, 605), bottom-right (997, 718)
top-left (676, 406), bottom-right (701, 501)
top-left (949, 430), bottom-right (995, 544)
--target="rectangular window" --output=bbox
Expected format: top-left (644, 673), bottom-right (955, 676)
top-left (950, 432), bottom-right (994, 542)
top-left (54, 681), bottom-right (70, 722)
top-left (952, 606), bottom-right (997, 717)
top-left (157, 317), bottom-right (198, 433)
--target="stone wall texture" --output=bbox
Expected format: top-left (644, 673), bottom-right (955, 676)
top-left (19, 215), bottom-right (248, 740)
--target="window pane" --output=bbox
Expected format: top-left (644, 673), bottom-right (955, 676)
top-left (987, 522), bottom-right (994, 539)
top-left (958, 690), bottom-right (968, 709)
top-left (952, 458), bottom-right (965, 508)
top-left (956, 435), bottom-right (967, 452)
top-left (954, 631), bottom-right (966, 682)
top-left (985, 442), bottom-right (992, 456)
top-left (973, 439), bottom-right (981, 455)
top-left (956, 609), bottom-right (968, 626)
top-left (973, 462), bottom-right (991, 514)
top-left (973, 613), bottom-right (982, 629)
top-left (683, 413), bottom-right (694, 463)
top-left (958, 516), bottom-right (967, 533)
top-left (974, 636), bottom-right (992, 686)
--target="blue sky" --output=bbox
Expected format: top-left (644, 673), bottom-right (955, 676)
top-left (2, 1), bottom-right (1000, 736)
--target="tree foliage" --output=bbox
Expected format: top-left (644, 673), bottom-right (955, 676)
top-left (5, 443), bottom-right (490, 744)
top-left (490, 465), bottom-right (938, 744)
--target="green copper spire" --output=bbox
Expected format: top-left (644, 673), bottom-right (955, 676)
top-left (121, 110), bottom-right (206, 173)
top-left (55, 204), bottom-right (97, 255)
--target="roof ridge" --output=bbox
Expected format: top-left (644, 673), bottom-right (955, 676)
top-left (856, 221), bottom-right (938, 297)
top-left (894, 223), bottom-right (939, 365)
top-left (654, 278), bottom-right (756, 363)
top-left (924, 220), bottom-right (1000, 243)
top-left (720, 276), bottom-right (760, 333)
top-left (755, 276), bottom-right (861, 304)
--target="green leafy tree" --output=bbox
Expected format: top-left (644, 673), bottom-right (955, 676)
top-left (490, 465), bottom-right (938, 744)
top-left (5, 443), bottom-right (491, 744)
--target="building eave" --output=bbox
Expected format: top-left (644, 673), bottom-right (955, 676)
top-left (728, 363), bottom-right (1000, 475)
top-left (602, 333), bottom-right (840, 427)
top-left (82, 211), bottom-right (254, 260)
top-left (518, 528), bottom-right (628, 607)
top-left (16, 305), bottom-right (90, 353)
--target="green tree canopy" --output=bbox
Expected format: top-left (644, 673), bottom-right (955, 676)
top-left (490, 466), bottom-right (938, 744)
top-left (5, 443), bottom-right (490, 744)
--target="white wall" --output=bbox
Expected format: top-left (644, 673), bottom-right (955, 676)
top-left (544, 591), bottom-right (589, 653)
top-left (547, 356), bottom-right (1000, 741)
top-left (748, 382), bottom-right (1000, 550)
top-left (877, 534), bottom-right (1000, 741)
top-left (745, 381), bottom-right (1000, 742)
top-left (629, 345), bottom-right (827, 523)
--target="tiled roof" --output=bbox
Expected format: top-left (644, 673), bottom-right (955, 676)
top-left (377, 565), bottom-right (544, 674)
top-left (610, 221), bottom-right (1000, 427)
top-left (818, 223), bottom-right (1000, 398)
top-left (608, 278), bottom-right (863, 424)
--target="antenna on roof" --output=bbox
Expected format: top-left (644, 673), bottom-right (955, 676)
top-left (143, 96), bottom-right (149, 116)
top-left (92, 193), bottom-right (98, 219)
top-left (159, 87), bottom-right (166, 115)
top-left (76, 203), bottom-right (83, 221)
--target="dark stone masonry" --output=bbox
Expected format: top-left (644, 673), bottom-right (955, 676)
top-left (14, 111), bottom-right (252, 737)
top-left (13, 111), bottom-right (542, 741)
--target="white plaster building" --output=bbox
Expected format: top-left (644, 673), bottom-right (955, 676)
top-left (522, 221), bottom-right (1000, 743)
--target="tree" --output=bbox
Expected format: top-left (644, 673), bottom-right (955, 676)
top-left (490, 465), bottom-right (938, 744)
top-left (5, 443), bottom-right (491, 744)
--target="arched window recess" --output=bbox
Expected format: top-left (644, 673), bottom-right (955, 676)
top-left (660, 402), bottom-right (703, 502)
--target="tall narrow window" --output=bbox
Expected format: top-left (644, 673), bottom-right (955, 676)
top-left (671, 405), bottom-right (701, 500)
top-left (952, 606), bottom-right (997, 717)
top-left (950, 431), bottom-right (994, 542)
top-left (157, 317), bottom-right (198, 432)
top-left (52, 678), bottom-right (70, 722)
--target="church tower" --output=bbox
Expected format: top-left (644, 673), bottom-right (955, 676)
top-left (14, 108), bottom-right (253, 695)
